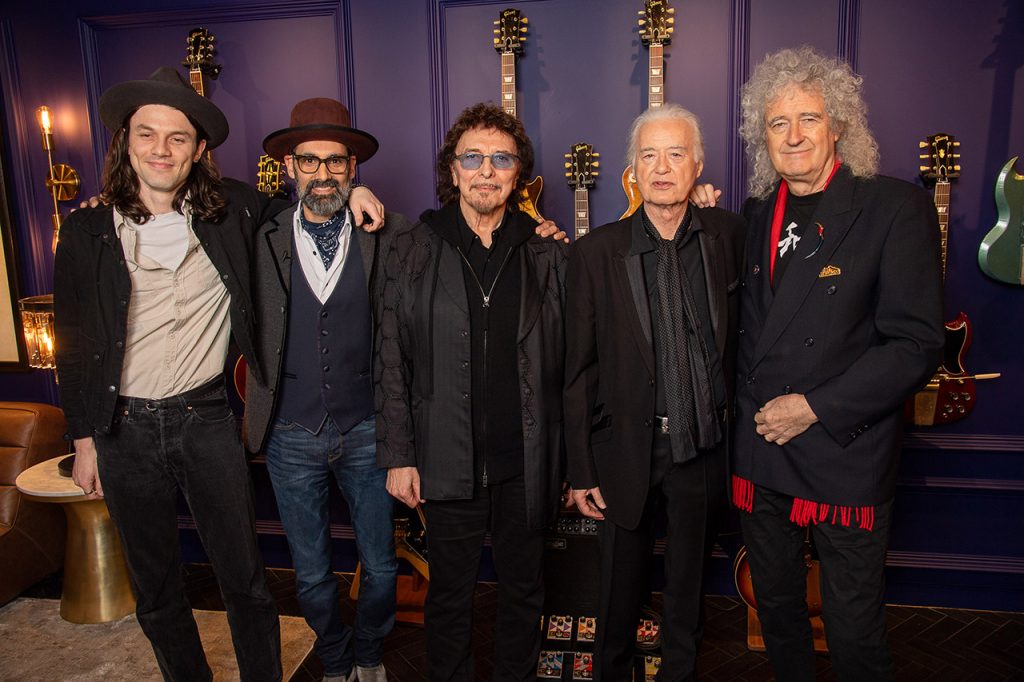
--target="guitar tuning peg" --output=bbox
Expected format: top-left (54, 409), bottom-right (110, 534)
top-left (919, 153), bottom-right (930, 160)
top-left (521, 17), bottom-right (529, 23)
top-left (953, 165), bottom-right (961, 171)
top-left (919, 165), bottom-right (930, 172)
top-left (592, 161), bottom-right (600, 167)
top-left (493, 29), bottom-right (500, 35)
top-left (593, 152), bottom-right (600, 157)
top-left (953, 141), bottom-right (961, 146)
top-left (493, 19), bottom-right (500, 25)
top-left (520, 27), bottom-right (528, 33)
top-left (565, 162), bottom-right (572, 168)
top-left (638, 18), bottom-right (647, 25)
top-left (637, 10), bottom-right (646, 15)
top-left (951, 152), bottom-right (961, 158)
top-left (667, 17), bottom-right (675, 24)
top-left (667, 6), bottom-right (676, 12)
top-left (919, 141), bottom-right (929, 148)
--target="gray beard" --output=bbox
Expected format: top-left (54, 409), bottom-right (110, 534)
top-left (299, 178), bottom-right (351, 218)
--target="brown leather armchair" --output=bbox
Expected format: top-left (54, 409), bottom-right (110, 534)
top-left (0, 401), bottom-right (67, 605)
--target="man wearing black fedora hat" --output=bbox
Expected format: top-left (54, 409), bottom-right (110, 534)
top-left (53, 68), bottom-right (382, 682)
top-left (242, 97), bottom-right (407, 682)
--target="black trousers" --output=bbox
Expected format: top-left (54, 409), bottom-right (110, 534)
top-left (421, 475), bottom-right (545, 681)
top-left (740, 485), bottom-right (894, 682)
top-left (594, 435), bottom-right (727, 682)
top-left (96, 379), bottom-right (281, 682)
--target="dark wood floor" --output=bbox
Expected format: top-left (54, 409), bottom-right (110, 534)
top-left (172, 566), bottom-right (1023, 681)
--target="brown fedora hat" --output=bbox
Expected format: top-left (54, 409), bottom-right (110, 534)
top-left (263, 98), bottom-right (378, 163)
top-left (98, 67), bottom-right (229, 149)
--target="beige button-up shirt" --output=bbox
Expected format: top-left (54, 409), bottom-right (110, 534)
top-left (116, 209), bottom-right (231, 400)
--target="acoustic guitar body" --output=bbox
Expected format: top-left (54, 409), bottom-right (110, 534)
top-left (979, 156), bottom-right (1024, 286)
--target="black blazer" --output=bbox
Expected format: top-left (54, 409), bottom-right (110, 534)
top-left (733, 166), bottom-right (944, 506)
top-left (564, 206), bottom-right (745, 530)
top-left (54, 179), bottom-right (266, 440)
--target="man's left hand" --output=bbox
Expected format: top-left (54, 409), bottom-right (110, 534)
top-left (535, 218), bottom-right (569, 243)
top-left (754, 393), bottom-right (818, 445)
top-left (349, 186), bottom-right (385, 232)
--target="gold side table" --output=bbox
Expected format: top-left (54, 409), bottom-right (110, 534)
top-left (15, 455), bottom-right (135, 623)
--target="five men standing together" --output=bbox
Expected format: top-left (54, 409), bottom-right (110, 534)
top-left (54, 43), bottom-right (942, 682)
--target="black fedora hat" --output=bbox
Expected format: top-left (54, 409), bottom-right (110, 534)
top-left (263, 98), bottom-right (378, 163)
top-left (99, 66), bottom-right (229, 149)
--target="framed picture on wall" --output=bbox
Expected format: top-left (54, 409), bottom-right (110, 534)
top-left (0, 111), bottom-right (28, 370)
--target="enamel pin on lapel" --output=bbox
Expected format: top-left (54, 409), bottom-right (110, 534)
top-left (818, 265), bottom-right (841, 278)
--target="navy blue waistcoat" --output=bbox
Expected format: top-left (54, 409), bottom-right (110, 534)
top-left (275, 233), bottom-right (374, 433)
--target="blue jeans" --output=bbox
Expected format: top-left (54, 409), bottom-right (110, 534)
top-left (264, 415), bottom-right (396, 675)
top-left (96, 379), bottom-right (281, 682)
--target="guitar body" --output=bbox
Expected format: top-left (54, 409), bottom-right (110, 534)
top-left (979, 156), bottom-right (1024, 285)
top-left (620, 165), bottom-right (643, 219)
top-left (519, 175), bottom-right (544, 222)
top-left (233, 356), bottom-right (248, 403)
top-left (908, 311), bottom-right (977, 425)
top-left (733, 544), bottom-right (823, 617)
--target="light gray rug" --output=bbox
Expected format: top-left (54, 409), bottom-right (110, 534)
top-left (0, 598), bottom-right (315, 681)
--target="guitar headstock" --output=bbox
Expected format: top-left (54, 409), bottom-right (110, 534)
top-left (493, 8), bottom-right (528, 55)
top-left (639, 0), bottom-right (675, 46)
top-left (565, 143), bottom-right (600, 190)
top-left (183, 27), bottom-right (222, 80)
top-left (919, 133), bottom-right (961, 184)
top-left (256, 154), bottom-right (286, 198)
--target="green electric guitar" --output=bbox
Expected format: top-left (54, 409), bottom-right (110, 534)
top-left (978, 156), bottom-right (1024, 286)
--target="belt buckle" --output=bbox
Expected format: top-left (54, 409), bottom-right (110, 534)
top-left (657, 416), bottom-right (669, 434)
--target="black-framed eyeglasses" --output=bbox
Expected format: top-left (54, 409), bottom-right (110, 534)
top-left (291, 154), bottom-right (351, 174)
top-left (455, 152), bottom-right (520, 171)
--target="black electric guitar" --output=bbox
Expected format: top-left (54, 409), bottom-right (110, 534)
top-left (493, 8), bottom-right (544, 221)
top-left (908, 133), bottom-right (999, 426)
top-left (620, 0), bottom-right (675, 219)
top-left (565, 142), bottom-right (599, 240)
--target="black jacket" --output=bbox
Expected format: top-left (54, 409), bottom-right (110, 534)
top-left (54, 179), bottom-right (266, 440)
top-left (375, 204), bottom-right (567, 529)
top-left (564, 207), bottom-right (745, 530)
top-left (734, 166), bottom-right (944, 506)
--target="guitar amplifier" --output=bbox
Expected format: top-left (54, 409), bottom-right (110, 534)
top-left (542, 509), bottom-right (601, 615)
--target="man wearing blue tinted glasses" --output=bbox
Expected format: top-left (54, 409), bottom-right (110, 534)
top-left (378, 102), bottom-right (568, 680)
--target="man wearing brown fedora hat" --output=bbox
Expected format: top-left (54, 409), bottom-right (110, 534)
top-left (242, 97), bottom-right (408, 682)
top-left (53, 69), bottom-right (385, 682)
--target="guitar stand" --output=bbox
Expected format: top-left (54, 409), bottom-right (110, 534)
top-left (350, 511), bottom-right (430, 625)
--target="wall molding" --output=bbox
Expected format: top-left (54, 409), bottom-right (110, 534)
top-left (904, 432), bottom-right (1024, 452)
top-left (897, 475), bottom-right (1024, 492)
top-left (77, 1), bottom-right (349, 182)
top-left (726, 0), bottom-right (750, 213)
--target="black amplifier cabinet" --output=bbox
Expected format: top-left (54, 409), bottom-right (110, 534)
top-left (542, 509), bottom-right (601, 615)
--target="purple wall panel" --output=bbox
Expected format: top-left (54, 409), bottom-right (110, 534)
top-left (0, 0), bottom-right (1020, 607)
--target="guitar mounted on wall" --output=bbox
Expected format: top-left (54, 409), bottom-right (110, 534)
top-left (978, 156), bottom-right (1024, 286)
top-left (907, 133), bottom-right (1000, 426)
top-left (620, 0), bottom-right (675, 219)
top-left (182, 28), bottom-right (220, 160)
top-left (493, 7), bottom-right (544, 221)
top-left (565, 142), bottom-right (599, 240)
top-left (256, 154), bottom-right (287, 199)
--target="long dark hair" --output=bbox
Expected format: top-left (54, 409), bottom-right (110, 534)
top-left (435, 102), bottom-right (534, 206)
top-left (99, 110), bottom-right (228, 223)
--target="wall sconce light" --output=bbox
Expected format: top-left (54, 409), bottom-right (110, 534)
top-left (18, 294), bottom-right (55, 370)
top-left (35, 106), bottom-right (80, 251)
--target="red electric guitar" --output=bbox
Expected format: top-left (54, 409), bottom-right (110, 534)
top-left (620, 0), bottom-right (675, 219)
top-left (907, 133), bottom-right (999, 426)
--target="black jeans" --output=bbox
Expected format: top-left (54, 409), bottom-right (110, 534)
top-left (96, 379), bottom-right (281, 682)
top-left (594, 435), bottom-right (727, 682)
top-left (740, 485), bottom-right (894, 682)
top-left (421, 475), bottom-right (545, 681)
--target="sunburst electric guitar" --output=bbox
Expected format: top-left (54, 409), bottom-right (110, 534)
top-left (620, 0), bottom-right (675, 219)
top-left (565, 142), bottom-right (599, 240)
top-left (908, 134), bottom-right (999, 426)
top-left (493, 8), bottom-right (544, 221)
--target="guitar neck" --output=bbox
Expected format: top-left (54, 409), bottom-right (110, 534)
top-left (933, 180), bottom-right (950, 279)
top-left (648, 43), bottom-right (664, 108)
top-left (574, 188), bottom-right (590, 240)
top-left (189, 68), bottom-right (205, 97)
top-left (501, 52), bottom-right (517, 117)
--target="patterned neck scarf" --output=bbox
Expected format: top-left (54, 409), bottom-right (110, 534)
top-left (300, 210), bottom-right (346, 269)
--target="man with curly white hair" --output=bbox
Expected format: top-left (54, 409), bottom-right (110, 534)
top-left (726, 46), bottom-right (943, 680)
